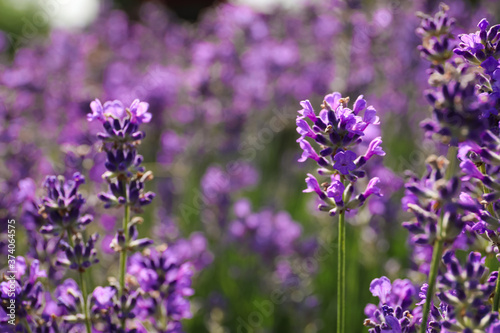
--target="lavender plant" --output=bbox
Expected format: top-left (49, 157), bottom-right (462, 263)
top-left (87, 99), bottom-right (196, 331)
top-left (297, 93), bottom-right (385, 332)
top-left (364, 4), bottom-right (500, 333)
top-left (88, 98), bottom-right (155, 299)
top-left (0, 258), bottom-right (47, 330)
top-left (435, 251), bottom-right (498, 331)
top-left (39, 172), bottom-right (96, 332)
top-left (363, 276), bottom-right (419, 332)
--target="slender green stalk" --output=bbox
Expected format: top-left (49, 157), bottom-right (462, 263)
top-left (337, 209), bottom-right (346, 333)
top-left (419, 146), bottom-right (457, 333)
top-left (119, 203), bottom-right (130, 295)
top-left (479, 163), bottom-right (500, 311)
top-left (419, 235), bottom-right (444, 332)
top-left (67, 235), bottom-right (92, 333)
top-left (119, 180), bottom-right (130, 330)
top-left (79, 271), bottom-right (92, 333)
top-left (493, 269), bottom-right (500, 312)
top-left (22, 317), bottom-right (33, 333)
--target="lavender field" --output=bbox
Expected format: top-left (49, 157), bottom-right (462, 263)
top-left (1, 0), bottom-right (500, 332)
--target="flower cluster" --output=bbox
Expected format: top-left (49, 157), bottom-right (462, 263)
top-left (454, 18), bottom-right (500, 66)
top-left (433, 251), bottom-right (498, 331)
top-left (127, 246), bottom-right (194, 329)
top-left (416, 3), bottom-right (455, 65)
top-left (38, 172), bottom-right (90, 236)
top-left (0, 258), bottom-right (46, 329)
top-left (89, 99), bottom-right (155, 256)
top-left (90, 99), bottom-right (155, 212)
top-left (363, 276), bottom-right (419, 333)
top-left (402, 155), bottom-right (471, 248)
top-left (418, 5), bottom-right (500, 145)
top-left (57, 233), bottom-right (99, 271)
top-left (297, 93), bottom-right (385, 216)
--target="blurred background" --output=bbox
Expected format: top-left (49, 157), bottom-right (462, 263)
top-left (1, 0), bottom-right (500, 332)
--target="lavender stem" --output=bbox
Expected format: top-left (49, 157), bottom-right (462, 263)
top-left (419, 233), bottom-right (444, 332)
top-left (480, 163), bottom-right (500, 312)
top-left (419, 146), bottom-right (458, 333)
top-left (22, 318), bottom-right (33, 333)
top-left (119, 182), bottom-right (130, 329)
top-left (67, 235), bottom-right (92, 333)
top-left (337, 208), bottom-right (346, 333)
top-left (79, 270), bottom-right (92, 333)
top-left (493, 268), bottom-right (500, 313)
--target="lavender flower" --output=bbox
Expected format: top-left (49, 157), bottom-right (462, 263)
top-left (418, 8), bottom-right (499, 145)
top-left (0, 257), bottom-right (46, 330)
top-left (55, 278), bottom-right (81, 315)
top-left (109, 220), bottom-right (154, 253)
top-left (416, 3), bottom-right (455, 65)
top-left (127, 246), bottom-right (194, 328)
top-left (87, 97), bottom-right (199, 332)
top-left (36, 171), bottom-right (95, 332)
top-left (297, 91), bottom-right (385, 333)
top-left (38, 172), bottom-right (89, 236)
top-left (297, 92), bottom-right (384, 216)
top-left (91, 99), bottom-right (155, 213)
top-left (364, 276), bottom-right (419, 333)
top-left (454, 18), bottom-right (500, 64)
top-left (433, 251), bottom-right (498, 331)
top-left (57, 233), bottom-right (100, 271)
top-left (402, 155), bottom-right (468, 247)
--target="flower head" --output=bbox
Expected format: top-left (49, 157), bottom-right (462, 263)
top-left (39, 173), bottom-right (89, 236)
top-left (297, 92), bottom-right (384, 215)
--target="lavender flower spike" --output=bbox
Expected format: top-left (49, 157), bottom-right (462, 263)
top-left (297, 92), bottom-right (385, 333)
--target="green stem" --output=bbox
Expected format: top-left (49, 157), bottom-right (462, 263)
top-left (494, 271), bottom-right (500, 312)
top-left (67, 235), bottom-right (92, 333)
top-left (419, 236), bottom-right (444, 332)
top-left (419, 146), bottom-right (457, 333)
top-left (119, 181), bottom-right (130, 329)
top-left (479, 164), bottom-right (500, 311)
top-left (337, 208), bottom-right (346, 333)
top-left (79, 271), bottom-right (92, 333)
top-left (119, 205), bottom-right (130, 295)
top-left (22, 317), bottom-right (33, 333)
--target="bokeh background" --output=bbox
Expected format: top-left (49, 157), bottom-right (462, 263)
top-left (1, 0), bottom-right (500, 332)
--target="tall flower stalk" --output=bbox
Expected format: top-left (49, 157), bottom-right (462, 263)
top-left (296, 93), bottom-right (385, 331)
top-left (88, 99), bottom-right (155, 329)
top-left (337, 203), bottom-right (346, 333)
top-left (118, 192), bottom-right (130, 297)
top-left (408, 5), bottom-right (500, 331)
top-left (454, 16), bottom-right (500, 313)
top-left (39, 173), bottom-right (97, 333)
